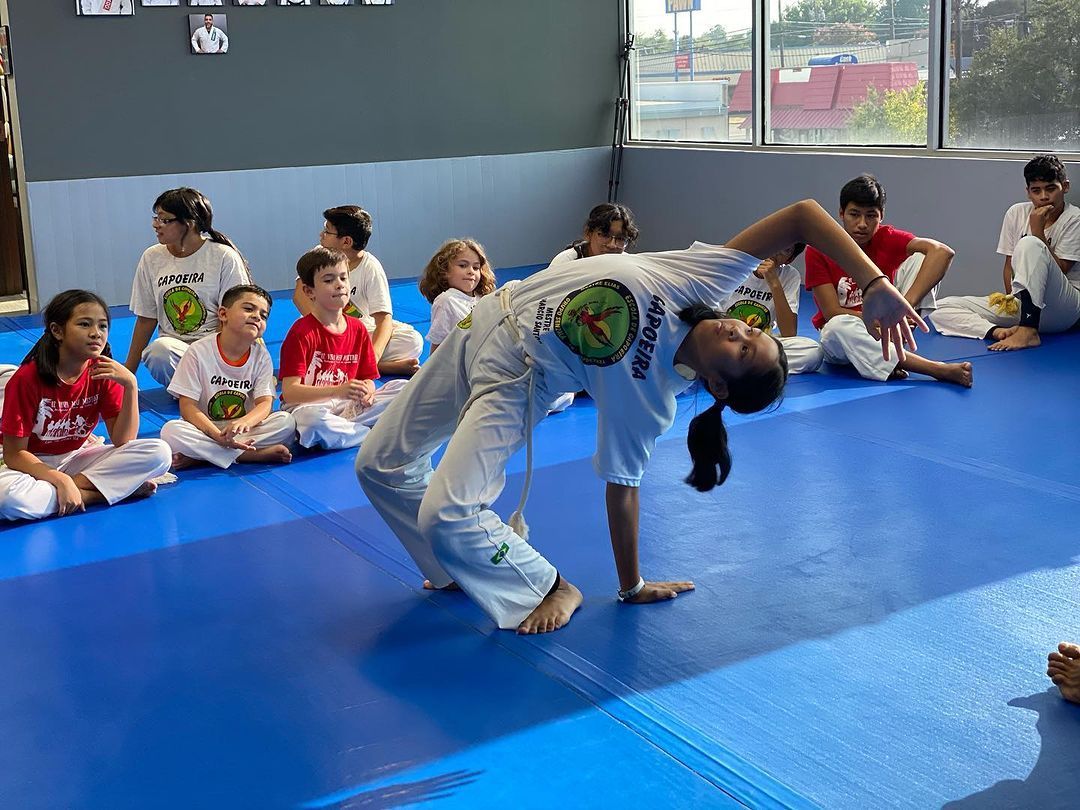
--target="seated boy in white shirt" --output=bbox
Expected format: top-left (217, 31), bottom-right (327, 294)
top-left (161, 285), bottom-right (295, 469)
top-left (930, 154), bottom-right (1080, 351)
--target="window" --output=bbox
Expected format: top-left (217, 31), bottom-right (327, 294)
top-left (629, 0), bottom-right (1080, 154)
top-left (945, 0), bottom-right (1080, 151)
top-left (630, 0), bottom-right (753, 143)
top-left (766, 0), bottom-right (929, 146)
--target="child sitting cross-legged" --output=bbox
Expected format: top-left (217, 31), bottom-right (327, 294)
top-left (161, 284), bottom-right (296, 470)
top-left (280, 247), bottom-right (406, 450)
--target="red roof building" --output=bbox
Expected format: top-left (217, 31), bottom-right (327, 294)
top-left (728, 63), bottom-right (919, 140)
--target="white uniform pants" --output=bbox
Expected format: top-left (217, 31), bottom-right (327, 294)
top-left (930, 236), bottom-right (1080, 338)
top-left (160, 411), bottom-right (296, 468)
top-left (819, 253), bottom-right (937, 381)
top-left (142, 336), bottom-right (190, 387)
top-left (779, 335), bottom-right (824, 374)
top-left (291, 379), bottom-right (408, 450)
top-left (0, 439), bottom-right (171, 521)
top-left (382, 321), bottom-right (424, 363)
top-left (355, 289), bottom-right (560, 630)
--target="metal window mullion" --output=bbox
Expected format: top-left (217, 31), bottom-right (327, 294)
top-left (754, 0), bottom-right (768, 146)
top-left (927, 0), bottom-right (947, 149)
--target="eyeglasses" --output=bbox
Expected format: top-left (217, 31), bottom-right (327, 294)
top-left (597, 230), bottom-right (629, 248)
top-left (152, 214), bottom-right (179, 225)
top-left (321, 228), bottom-right (340, 237)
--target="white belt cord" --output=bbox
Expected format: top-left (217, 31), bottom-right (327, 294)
top-left (455, 287), bottom-right (537, 541)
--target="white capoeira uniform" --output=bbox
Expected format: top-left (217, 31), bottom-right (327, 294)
top-left (356, 244), bottom-right (762, 630)
top-left (191, 25), bottom-right (229, 54)
top-left (130, 241), bottom-right (250, 387)
top-left (160, 335), bottom-right (295, 468)
top-left (290, 381), bottom-right (406, 450)
top-left (718, 262), bottom-right (823, 375)
top-left (818, 254), bottom-right (937, 381)
top-left (930, 202), bottom-right (1080, 339)
top-left (0, 363), bottom-right (170, 521)
top-left (342, 252), bottom-right (424, 366)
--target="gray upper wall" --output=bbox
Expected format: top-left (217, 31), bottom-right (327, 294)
top-left (6, 0), bottom-right (619, 182)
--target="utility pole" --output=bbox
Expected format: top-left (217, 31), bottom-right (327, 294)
top-left (889, 0), bottom-right (896, 41)
top-left (777, 0), bottom-right (785, 68)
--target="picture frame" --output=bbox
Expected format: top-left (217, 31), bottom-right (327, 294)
top-left (189, 13), bottom-right (229, 54)
top-left (75, 0), bottom-right (135, 15)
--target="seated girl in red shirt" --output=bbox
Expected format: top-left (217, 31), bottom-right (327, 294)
top-left (0, 290), bottom-right (171, 521)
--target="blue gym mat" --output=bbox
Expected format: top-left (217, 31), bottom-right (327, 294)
top-left (1, 279), bottom-right (1078, 808)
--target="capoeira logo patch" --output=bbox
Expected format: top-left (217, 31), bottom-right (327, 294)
top-left (457, 312), bottom-right (473, 330)
top-left (207, 390), bottom-right (247, 421)
top-left (554, 279), bottom-right (639, 366)
top-left (163, 286), bottom-right (207, 335)
top-left (490, 542), bottom-right (510, 565)
top-left (726, 300), bottom-right (771, 330)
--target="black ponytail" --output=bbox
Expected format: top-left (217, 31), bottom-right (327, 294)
top-left (678, 304), bottom-right (788, 492)
top-left (23, 289), bottom-right (111, 387)
top-left (154, 187), bottom-right (252, 280)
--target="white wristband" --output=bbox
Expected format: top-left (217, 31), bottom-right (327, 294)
top-left (618, 577), bottom-right (646, 602)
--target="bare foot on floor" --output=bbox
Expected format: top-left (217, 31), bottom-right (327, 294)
top-left (423, 580), bottom-right (461, 591)
top-left (931, 361), bottom-right (973, 388)
top-left (989, 325), bottom-right (1040, 352)
top-left (517, 578), bottom-right (583, 635)
top-left (171, 453), bottom-right (203, 471)
top-left (990, 325), bottom-right (1017, 341)
top-left (239, 444), bottom-right (293, 465)
top-left (1047, 642), bottom-right (1080, 705)
top-left (128, 480), bottom-right (159, 501)
top-left (887, 367), bottom-right (909, 381)
top-left (378, 358), bottom-right (421, 377)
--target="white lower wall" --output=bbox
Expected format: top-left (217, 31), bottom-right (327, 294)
top-left (619, 147), bottom-right (1061, 296)
top-left (26, 147), bottom-right (611, 309)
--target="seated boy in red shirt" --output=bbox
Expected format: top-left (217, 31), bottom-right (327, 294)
top-left (279, 247), bottom-right (406, 450)
top-left (805, 173), bottom-right (972, 386)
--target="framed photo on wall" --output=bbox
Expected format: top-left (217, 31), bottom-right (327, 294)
top-left (190, 13), bottom-right (229, 53)
top-left (76, 0), bottom-right (135, 14)
top-left (278, 0), bottom-right (311, 5)
top-left (233, 0), bottom-right (267, 5)
top-left (142, 1), bottom-right (180, 6)
top-left (188, 0), bottom-right (223, 6)
top-left (320, 0), bottom-right (357, 5)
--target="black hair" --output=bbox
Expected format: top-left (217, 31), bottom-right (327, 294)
top-left (296, 246), bottom-right (348, 287)
top-left (786, 242), bottom-right (807, 262)
top-left (679, 304), bottom-right (789, 492)
top-left (221, 283), bottom-right (272, 310)
top-left (1024, 154), bottom-right (1067, 186)
top-left (564, 203), bottom-right (641, 253)
top-left (22, 290), bottom-right (112, 387)
top-left (839, 174), bottom-right (886, 213)
top-left (154, 187), bottom-right (251, 275)
top-left (323, 205), bottom-right (373, 252)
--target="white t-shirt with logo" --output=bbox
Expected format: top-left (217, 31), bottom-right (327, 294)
top-left (548, 247), bottom-right (580, 267)
top-left (717, 263), bottom-right (801, 332)
top-left (167, 334), bottom-right (276, 421)
top-left (343, 252), bottom-right (394, 334)
top-left (506, 244), bottom-right (760, 487)
top-left (130, 242), bottom-right (250, 343)
top-left (997, 201), bottom-right (1080, 289)
top-left (427, 288), bottom-right (479, 346)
